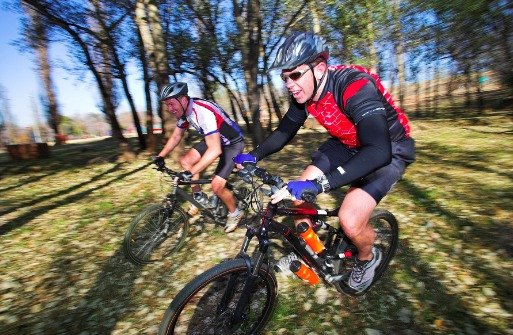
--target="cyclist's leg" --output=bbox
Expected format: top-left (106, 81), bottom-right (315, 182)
top-left (212, 141), bottom-right (245, 213)
top-left (212, 175), bottom-right (236, 212)
top-left (338, 188), bottom-right (381, 292)
top-left (338, 151), bottom-right (405, 260)
top-left (338, 188), bottom-right (377, 261)
top-left (294, 138), bottom-right (354, 226)
top-left (214, 141), bottom-right (245, 232)
top-left (340, 150), bottom-right (407, 259)
top-left (180, 142), bottom-right (204, 193)
top-left (343, 151), bottom-right (409, 292)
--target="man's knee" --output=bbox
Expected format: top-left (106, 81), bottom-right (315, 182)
top-left (179, 156), bottom-right (192, 170)
top-left (339, 213), bottom-right (367, 238)
top-left (211, 177), bottom-right (227, 195)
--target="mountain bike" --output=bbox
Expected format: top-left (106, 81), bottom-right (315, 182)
top-left (123, 165), bottom-right (265, 265)
top-left (158, 163), bottom-right (399, 334)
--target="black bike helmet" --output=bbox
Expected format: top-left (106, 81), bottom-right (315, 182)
top-left (159, 82), bottom-right (188, 101)
top-left (270, 32), bottom-right (329, 71)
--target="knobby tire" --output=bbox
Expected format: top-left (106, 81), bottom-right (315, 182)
top-left (159, 259), bottom-right (277, 335)
top-left (335, 209), bottom-right (398, 296)
top-left (123, 203), bottom-right (189, 265)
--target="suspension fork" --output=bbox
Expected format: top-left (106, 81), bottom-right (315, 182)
top-left (229, 225), bottom-right (271, 326)
top-left (220, 204), bottom-right (276, 325)
top-left (163, 179), bottom-right (180, 212)
top-left (217, 225), bottom-right (258, 315)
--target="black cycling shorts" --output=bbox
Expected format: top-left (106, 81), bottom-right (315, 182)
top-left (193, 140), bottom-right (245, 180)
top-left (310, 137), bottom-right (415, 203)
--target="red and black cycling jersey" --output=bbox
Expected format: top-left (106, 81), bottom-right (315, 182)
top-left (287, 64), bottom-right (410, 148)
top-left (251, 65), bottom-right (413, 191)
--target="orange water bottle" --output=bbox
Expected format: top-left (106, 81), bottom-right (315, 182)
top-left (289, 260), bottom-right (320, 285)
top-left (297, 221), bottom-right (326, 257)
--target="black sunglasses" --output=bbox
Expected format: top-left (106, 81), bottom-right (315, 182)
top-left (280, 67), bottom-right (312, 82)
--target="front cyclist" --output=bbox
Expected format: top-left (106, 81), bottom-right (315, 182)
top-left (235, 32), bottom-right (415, 293)
top-left (154, 82), bottom-right (245, 233)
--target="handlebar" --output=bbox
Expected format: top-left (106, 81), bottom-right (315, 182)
top-left (154, 165), bottom-right (178, 177)
top-left (238, 163), bottom-right (317, 203)
top-left (239, 163), bottom-right (286, 189)
top-left (154, 165), bottom-right (211, 185)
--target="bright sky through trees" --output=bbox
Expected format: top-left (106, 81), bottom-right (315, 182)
top-left (0, 9), bottom-right (146, 127)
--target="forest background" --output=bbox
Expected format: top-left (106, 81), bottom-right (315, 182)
top-left (1, 0), bottom-right (511, 157)
top-left (1, 1), bottom-right (512, 334)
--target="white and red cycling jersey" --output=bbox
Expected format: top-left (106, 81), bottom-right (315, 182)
top-left (177, 98), bottom-right (243, 146)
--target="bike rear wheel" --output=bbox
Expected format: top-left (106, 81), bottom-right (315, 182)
top-left (123, 203), bottom-right (189, 265)
top-left (159, 259), bottom-right (277, 335)
top-left (335, 209), bottom-right (398, 296)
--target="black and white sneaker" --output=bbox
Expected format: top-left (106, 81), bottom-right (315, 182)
top-left (348, 247), bottom-right (382, 293)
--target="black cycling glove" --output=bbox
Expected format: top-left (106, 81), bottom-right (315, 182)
top-left (153, 156), bottom-right (165, 169)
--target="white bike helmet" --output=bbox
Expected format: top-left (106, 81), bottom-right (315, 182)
top-left (159, 82), bottom-right (188, 101)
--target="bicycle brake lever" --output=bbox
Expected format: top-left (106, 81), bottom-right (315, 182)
top-left (238, 169), bottom-right (252, 183)
top-left (261, 186), bottom-right (272, 196)
top-left (270, 185), bottom-right (281, 194)
top-left (242, 163), bottom-right (257, 173)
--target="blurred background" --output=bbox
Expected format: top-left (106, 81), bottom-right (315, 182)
top-left (1, 1), bottom-right (512, 334)
top-left (1, 0), bottom-right (511, 157)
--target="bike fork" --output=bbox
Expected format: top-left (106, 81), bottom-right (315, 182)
top-left (230, 251), bottom-right (267, 326)
top-left (223, 228), bottom-right (269, 327)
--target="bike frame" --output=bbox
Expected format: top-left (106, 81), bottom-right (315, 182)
top-left (166, 178), bottom-right (225, 222)
top-left (227, 201), bottom-right (349, 326)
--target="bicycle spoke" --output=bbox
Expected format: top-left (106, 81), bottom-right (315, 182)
top-left (124, 204), bottom-right (189, 264)
top-left (162, 260), bottom-right (276, 335)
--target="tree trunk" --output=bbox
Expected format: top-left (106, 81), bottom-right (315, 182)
top-left (97, 17), bottom-right (136, 161)
top-left (365, 0), bottom-right (378, 71)
top-left (309, 0), bottom-right (321, 34)
top-left (464, 62), bottom-right (472, 109)
top-left (433, 59), bottom-right (440, 112)
top-left (135, 22), bottom-right (156, 153)
top-left (233, 0), bottom-right (264, 145)
top-left (392, 0), bottom-right (405, 109)
top-left (425, 63), bottom-right (431, 112)
top-left (475, 70), bottom-right (484, 111)
top-left (21, 0), bottom-right (135, 158)
top-left (23, 5), bottom-right (63, 144)
top-left (135, 0), bottom-right (171, 132)
top-left (135, 0), bottom-right (182, 160)
top-left (92, 0), bottom-right (146, 151)
top-left (265, 72), bottom-right (283, 121)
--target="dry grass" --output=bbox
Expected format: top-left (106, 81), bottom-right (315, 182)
top-left (0, 113), bottom-right (512, 334)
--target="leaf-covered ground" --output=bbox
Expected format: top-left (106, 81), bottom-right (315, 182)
top-left (1, 114), bottom-right (512, 335)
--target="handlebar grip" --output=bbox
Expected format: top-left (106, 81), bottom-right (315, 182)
top-left (237, 168), bottom-right (252, 183)
top-left (301, 192), bottom-right (316, 203)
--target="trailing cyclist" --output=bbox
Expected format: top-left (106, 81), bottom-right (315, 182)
top-left (235, 32), bottom-right (415, 293)
top-left (154, 82), bottom-right (245, 233)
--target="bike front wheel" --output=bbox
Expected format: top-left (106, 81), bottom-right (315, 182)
top-left (159, 259), bottom-right (277, 335)
top-left (123, 203), bottom-right (189, 265)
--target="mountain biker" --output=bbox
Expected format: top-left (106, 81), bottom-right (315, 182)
top-left (154, 82), bottom-right (245, 233)
top-left (234, 32), bottom-right (415, 293)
